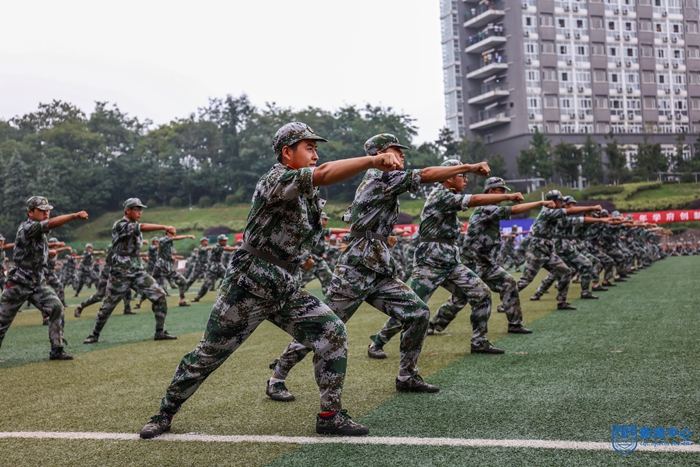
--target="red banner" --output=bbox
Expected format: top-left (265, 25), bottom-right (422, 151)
top-left (625, 210), bottom-right (700, 224)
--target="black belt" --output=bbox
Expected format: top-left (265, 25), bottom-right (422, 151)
top-left (419, 237), bottom-right (456, 245)
top-left (349, 230), bottom-right (389, 243)
top-left (240, 242), bottom-right (300, 275)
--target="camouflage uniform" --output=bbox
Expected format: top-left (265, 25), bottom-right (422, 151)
top-left (184, 250), bottom-right (197, 279)
top-left (193, 239), bottom-right (228, 301)
top-left (273, 160), bottom-right (431, 381)
top-left (516, 203), bottom-right (573, 305)
top-left (157, 161), bottom-right (348, 415)
top-left (74, 247), bottom-right (99, 295)
top-left (300, 228), bottom-right (333, 295)
top-left (512, 235), bottom-right (530, 272)
top-left (325, 240), bottom-right (341, 270)
top-left (44, 241), bottom-right (66, 306)
top-left (497, 235), bottom-right (515, 268)
top-left (61, 254), bottom-right (77, 289)
top-left (402, 232), bottom-right (420, 281)
top-left (0, 242), bottom-right (6, 290)
top-left (0, 202), bottom-right (67, 354)
top-left (152, 236), bottom-right (188, 300)
top-left (87, 205), bottom-right (168, 340)
top-left (77, 248), bottom-right (132, 314)
top-left (371, 183), bottom-right (495, 347)
top-left (185, 242), bottom-right (209, 292)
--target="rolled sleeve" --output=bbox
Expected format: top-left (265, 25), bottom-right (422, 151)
top-left (408, 169), bottom-right (422, 194)
top-left (272, 167), bottom-right (316, 200)
top-left (458, 194), bottom-right (472, 211)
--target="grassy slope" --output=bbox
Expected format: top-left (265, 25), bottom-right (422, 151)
top-left (1, 259), bottom-right (698, 466)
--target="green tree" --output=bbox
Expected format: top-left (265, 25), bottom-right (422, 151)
top-left (604, 133), bottom-right (629, 185)
top-left (673, 131), bottom-right (689, 172)
top-left (517, 128), bottom-right (552, 182)
top-left (581, 134), bottom-right (604, 185)
top-left (1, 152), bottom-right (33, 238)
top-left (634, 133), bottom-right (667, 181)
top-left (553, 141), bottom-right (582, 186)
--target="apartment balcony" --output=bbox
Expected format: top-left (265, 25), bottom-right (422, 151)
top-left (464, 5), bottom-right (505, 29)
top-left (468, 87), bottom-right (510, 105)
top-left (465, 32), bottom-right (507, 54)
top-left (469, 111), bottom-right (511, 130)
top-left (466, 56), bottom-right (508, 80)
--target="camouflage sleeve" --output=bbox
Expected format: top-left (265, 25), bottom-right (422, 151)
top-left (542, 207), bottom-right (567, 221)
top-left (24, 220), bottom-right (51, 239)
top-left (483, 205), bottom-right (511, 221)
top-left (454, 193), bottom-right (473, 212)
top-left (382, 169), bottom-right (422, 197)
top-left (114, 219), bottom-right (140, 240)
top-left (269, 167), bottom-right (315, 201)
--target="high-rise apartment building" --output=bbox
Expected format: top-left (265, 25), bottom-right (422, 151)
top-left (440, 0), bottom-right (700, 180)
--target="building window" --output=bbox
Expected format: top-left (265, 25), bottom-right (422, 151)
top-left (539, 14), bottom-right (553, 27)
top-left (591, 16), bottom-right (604, 29)
top-left (541, 41), bottom-right (555, 54)
top-left (545, 95), bottom-right (558, 108)
top-left (596, 96), bottom-right (609, 108)
top-left (687, 22), bottom-right (699, 34)
top-left (689, 47), bottom-right (700, 59)
top-left (592, 43), bottom-right (605, 55)
top-left (644, 97), bottom-right (657, 109)
top-left (594, 70), bottom-right (607, 82)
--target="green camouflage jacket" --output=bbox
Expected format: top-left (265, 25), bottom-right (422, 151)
top-left (111, 217), bottom-right (145, 271)
top-left (463, 204), bottom-right (511, 263)
top-left (9, 219), bottom-right (51, 285)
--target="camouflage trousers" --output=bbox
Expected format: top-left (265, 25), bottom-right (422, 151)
top-left (536, 249), bottom-right (592, 296)
top-left (194, 265), bottom-right (226, 301)
top-left (605, 246), bottom-right (626, 280)
top-left (185, 265), bottom-right (206, 292)
top-left (91, 268), bottom-right (167, 337)
top-left (62, 271), bottom-right (77, 289)
top-left (154, 267), bottom-right (187, 300)
top-left (160, 278), bottom-right (347, 413)
top-left (275, 263), bottom-right (429, 380)
top-left (0, 281), bottom-right (65, 351)
top-left (517, 238), bottom-right (571, 303)
top-left (45, 272), bottom-right (66, 305)
top-left (79, 274), bottom-right (132, 311)
top-left (371, 261), bottom-right (491, 347)
top-left (474, 259), bottom-right (522, 326)
top-left (300, 259), bottom-right (333, 295)
top-left (74, 268), bottom-right (99, 295)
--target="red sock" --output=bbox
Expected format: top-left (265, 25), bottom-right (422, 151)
top-left (318, 411), bottom-right (337, 419)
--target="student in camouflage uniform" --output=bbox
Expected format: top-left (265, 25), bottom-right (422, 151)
top-left (61, 249), bottom-right (79, 290)
top-left (496, 226), bottom-right (517, 268)
top-left (191, 235), bottom-right (237, 302)
top-left (402, 231), bottom-right (420, 281)
top-left (184, 237), bottom-right (210, 292)
top-left (75, 246), bottom-right (135, 317)
top-left (325, 235), bottom-right (342, 270)
top-left (152, 232), bottom-right (196, 307)
top-left (136, 237), bottom-right (162, 309)
top-left (74, 243), bottom-right (105, 296)
top-left (369, 170), bottom-right (530, 356)
top-left (184, 248), bottom-right (197, 279)
top-left (512, 234), bottom-right (531, 273)
top-left (0, 235), bottom-right (16, 290)
top-left (139, 122), bottom-right (399, 439)
top-left (530, 196), bottom-right (611, 300)
top-left (300, 213), bottom-right (348, 295)
top-left (516, 190), bottom-right (602, 310)
top-left (268, 135), bottom-right (492, 400)
top-left (83, 198), bottom-right (177, 344)
top-left (0, 196), bottom-right (88, 360)
top-left (44, 238), bottom-right (70, 307)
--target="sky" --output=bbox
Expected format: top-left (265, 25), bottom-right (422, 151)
top-left (1, 0), bottom-right (445, 144)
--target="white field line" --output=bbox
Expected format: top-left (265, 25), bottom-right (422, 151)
top-left (0, 431), bottom-right (697, 453)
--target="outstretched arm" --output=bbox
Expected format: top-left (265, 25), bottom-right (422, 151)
top-left (312, 153), bottom-right (401, 187)
top-left (172, 235), bottom-right (196, 241)
top-left (141, 224), bottom-right (176, 235)
top-left (566, 205), bottom-right (601, 215)
top-left (467, 192), bottom-right (525, 208)
top-left (511, 200), bottom-right (555, 215)
top-left (420, 162), bottom-right (491, 184)
top-left (48, 211), bottom-right (89, 229)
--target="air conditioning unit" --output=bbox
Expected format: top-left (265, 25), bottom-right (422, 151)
top-left (564, 5), bottom-right (570, 11)
top-left (623, 8), bottom-right (629, 15)
top-left (566, 32), bottom-right (571, 38)
top-left (663, 36), bottom-right (669, 42)
top-left (575, 32), bottom-right (581, 39)
top-left (568, 86), bottom-right (574, 92)
top-left (675, 88), bottom-right (681, 94)
top-left (614, 8), bottom-right (620, 14)
top-left (578, 86), bottom-right (585, 92)
top-left (676, 113), bottom-right (682, 120)
top-left (672, 37), bottom-right (678, 43)
top-left (524, 31), bottom-right (530, 37)
top-left (570, 113), bottom-right (576, 119)
top-left (573, 5), bottom-right (579, 12)
top-left (624, 34), bottom-right (631, 41)
top-left (615, 34), bottom-right (621, 40)
top-left (628, 112), bottom-right (635, 119)
top-left (673, 62), bottom-right (679, 68)
top-left (619, 113), bottom-right (625, 119)
top-left (526, 58), bottom-right (532, 64)
top-left (662, 11), bottom-right (668, 17)
top-left (626, 61), bottom-right (632, 67)
top-left (618, 86), bottom-right (624, 93)
top-left (579, 112), bottom-right (586, 119)
top-left (666, 88), bottom-right (672, 94)
top-left (522, 2), bottom-right (528, 9)
top-left (529, 113), bottom-right (536, 119)
top-left (627, 87), bottom-right (633, 93)
top-left (567, 59), bottom-right (573, 65)
top-left (664, 62), bottom-right (670, 68)
top-left (616, 60), bottom-right (623, 67)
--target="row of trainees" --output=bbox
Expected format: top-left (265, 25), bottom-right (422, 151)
top-left (0, 123), bottom-right (676, 440)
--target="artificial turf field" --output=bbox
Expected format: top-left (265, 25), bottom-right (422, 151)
top-left (0, 256), bottom-right (698, 466)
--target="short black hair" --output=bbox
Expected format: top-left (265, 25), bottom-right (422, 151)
top-left (277, 140), bottom-right (303, 163)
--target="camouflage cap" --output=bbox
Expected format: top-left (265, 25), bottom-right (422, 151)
top-left (483, 176), bottom-right (512, 193)
top-left (364, 134), bottom-right (410, 156)
top-left (70, 249), bottom-right (77, 254)
top-left (611, 210), bottom-right (621, 217)
top-left (272, 122), bottom-right (328, 157)
top-left (85, 243), bottom-right (93, 249)
top-left (27, 196), bottom-right (53, 211)
top-left (217, 234), bottom-right (228, 241)
top-left (626, 214), bottom-right (634, 220)
top-left (562, 195), bottom-right (577, 205)
top-left (0, 234), bottom-right (6, 241)
top-left (124, 198), bottom-right (147, 209)
top-left (236, 239), bottom-right (243, 245)
top-left (600, 209), bottom-right (610, 217)
top-left (151, 237), bottom-right (160, 244)
top-left (321, 212), bottom-right (330, 220)
top-left (193, 248), bottom-right (199, 252)
top-left (440, 159), bottom-right (461, 167)
top-left (48, 237), bottom-right (58, 243)
top-left (199, 237), bottom-right (208, 243)
top-left (545, 190), bottom-right (564, 202)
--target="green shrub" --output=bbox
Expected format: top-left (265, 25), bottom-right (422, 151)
top-left (198, 196), bottom-right (213, 208)
top-left (169, 196), bottom-right (183, 208)
top-left (680, 172), bottom-right (695, 184)
top-left (146, 199), bottom-right (158, 208)
top-left (615, 195), bottom-right (698, 212)
top-left (580, 185), bottom-right (624, 199)
top-left (225, 194), bottom-right (238, 206)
